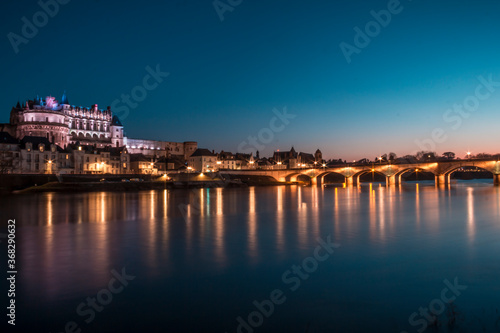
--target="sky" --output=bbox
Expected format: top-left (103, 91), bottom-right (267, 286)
top-left (1, 0), bottom-right (500, 160)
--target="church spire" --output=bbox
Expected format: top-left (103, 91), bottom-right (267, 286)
top-left (61, 90), bottom-right (69, 104)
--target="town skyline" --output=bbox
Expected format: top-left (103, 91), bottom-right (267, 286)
top-left (2, 93), bottom-right (498, 163)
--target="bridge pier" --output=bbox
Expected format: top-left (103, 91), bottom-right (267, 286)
top-left (435, 174), bottom-right (447, 186)
top-left (386, 175), bottom-right (397, 186)
top-left (311, 177), bottom-right (318, 186)
top-left (494, 174), bottom-right (500, 186)
top-left (345, 176), bottom-right (354, 187)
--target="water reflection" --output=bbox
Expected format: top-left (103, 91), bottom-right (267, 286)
top-left (276, 186), bottom-right (284, 254)
top-left (467, 187), bottom-right (475, 242)
top-left (248, 186), bottom-right (257, 261)
top-left (7, 182), bottom-right (500, 329)
top-left (214, 187), bottom-right (225, 267)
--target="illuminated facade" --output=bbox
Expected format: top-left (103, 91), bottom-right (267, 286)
top-left (2, 93), bottom-right (197, 160)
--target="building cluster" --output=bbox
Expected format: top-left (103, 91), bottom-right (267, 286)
top-left (186, 146), bottom-right (325, 173)
top-left (0, 93), bottom-right (197, 175)
top-left (0, 93), bottom-right (326, 175)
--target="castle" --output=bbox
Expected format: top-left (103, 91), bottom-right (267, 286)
top-left (1, 93), bottom-right (197, 160)
top-left (0, 93), bottom-right (197, 175)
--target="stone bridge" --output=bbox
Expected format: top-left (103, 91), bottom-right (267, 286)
top-left (220, 159), bottom-right (500, 186)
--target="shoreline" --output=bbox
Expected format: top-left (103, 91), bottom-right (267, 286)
top-left (3, 178), bottom-right (299, 194)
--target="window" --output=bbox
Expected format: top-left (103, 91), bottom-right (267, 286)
top-left (27, 155), bottom-right (31, 162)
top-left (86, 157), bottom-right (89, 162)
top-left (45, 117), bottom-right (48, 122)
top-left (35, 155), bottom-right (39, 162)
top-left (66, 154), bottom-right (69, 160)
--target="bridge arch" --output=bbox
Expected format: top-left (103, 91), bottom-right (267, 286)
top-left (353, 169), bottom-right (387, 184)
top-left (442, 164), bottom-right (496, 184)
top-left (284, 172), bottom-right (302, 182)
top-left (315, 171), bottom-right (348, 186)
top-left (284, 172), bottom-right (315, 184)
top-left (441, 163), bottom-right (496, 176)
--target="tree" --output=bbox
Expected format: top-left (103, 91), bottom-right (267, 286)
top-left (475, 153), bottom-right (491, 159)
top-left (402, 155), bottom-right (417, 163)
top-left (416, 151), bottom-right (437, 161)
top-left (442, 152), bottom-right (455, 160)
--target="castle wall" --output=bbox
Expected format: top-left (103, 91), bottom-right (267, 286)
top-left (6, 95), bottom-right (196, 161)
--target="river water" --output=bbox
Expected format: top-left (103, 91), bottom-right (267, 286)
top-left (3, 181), bottom-right (500, 332)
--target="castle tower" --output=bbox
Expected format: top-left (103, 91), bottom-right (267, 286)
top-left (110, 115), bottom-right (124, 147)
top-left (315, 149), bottom-right (322, 162)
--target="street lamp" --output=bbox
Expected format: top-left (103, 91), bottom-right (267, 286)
top-left (467, 151), bottom-right (471, 160)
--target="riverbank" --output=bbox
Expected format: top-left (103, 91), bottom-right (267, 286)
top-left (1, 173), bottom-right (298, 194)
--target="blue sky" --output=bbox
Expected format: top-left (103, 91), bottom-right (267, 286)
top-left (2, 0), bottom-right (500, 160)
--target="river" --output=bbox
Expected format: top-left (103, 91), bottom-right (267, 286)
top-left (3, 181), bottom-right (500, 332)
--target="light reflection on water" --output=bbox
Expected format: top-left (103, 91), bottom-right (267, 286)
top-left (4, 181), bottom-right (500, 332)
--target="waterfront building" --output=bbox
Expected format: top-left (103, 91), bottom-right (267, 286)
top-left (0, 93), bottom-right (197, 174)
top-left (188, 148), bottom-right (219, 173)
top-left (1, 93), bottom-right (197, 160)
top-left (271, 147), bottom-right (323, 169)
top-left (216, 151), bottom-right (253, 170)
top-left (13, 137), bottom-right (130, 175)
